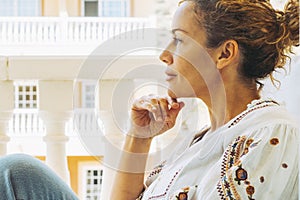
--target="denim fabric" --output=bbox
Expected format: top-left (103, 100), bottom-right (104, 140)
top-left (0, 154), bottom-right (79, 200)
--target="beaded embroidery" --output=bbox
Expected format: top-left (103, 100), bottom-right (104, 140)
top-left (220, 136), bottom-right (246, 177)
top-left (217, 136), bottom-right (246, 200)
top-left (217, 134), bottom-right (260, 200)
top-left (146, 161), bottom-right (166, 185)
top-left (147, 168), bottom-right (182, 200)
top-left (228, 99), bottom-right (279, 128)
top-left (234, 164), bottom-right (248, 185)
top-left (217, 172), bottom-right (241, 200)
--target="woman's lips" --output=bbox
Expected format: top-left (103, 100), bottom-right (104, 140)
top-left (165, 71), bottom-right (177, 81)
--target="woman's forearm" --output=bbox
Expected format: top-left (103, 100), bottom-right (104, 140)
top-left (110, 134), bottom-right (153, 200)
top-left (110, 96), bottom-right (182, 199)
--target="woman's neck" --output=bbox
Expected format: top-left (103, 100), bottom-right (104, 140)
top-left (203, 82), bottom-right (260, 131)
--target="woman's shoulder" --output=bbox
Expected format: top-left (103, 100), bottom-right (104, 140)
top-left (217, 108), bottom-right (299, 200)
top-left (233, 103), bottom-right (298, 132)
top-left (222, 103), bottom-right (299, 149)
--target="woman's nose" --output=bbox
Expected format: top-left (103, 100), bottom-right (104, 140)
top-left (159, 50), bottom-right (173, 65)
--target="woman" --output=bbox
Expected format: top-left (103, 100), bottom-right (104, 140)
top-left (111, 0), bottom-right (299, 199)
top-left (0, 0), bottom-right (298, 199)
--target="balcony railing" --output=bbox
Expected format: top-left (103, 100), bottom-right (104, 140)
top-left (0, 16), bottom-right (155, 45)
top-left (66, 108), bottom-right (103, 136)
top-left (8, 108), bottom-right (101, 136)
top-left (8, 109), bottom-right (45, 136)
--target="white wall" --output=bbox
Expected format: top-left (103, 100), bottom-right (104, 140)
top-left (132, 0), bottom-right (156, 17)
top-left (263, 52), bottom-right (300, 123)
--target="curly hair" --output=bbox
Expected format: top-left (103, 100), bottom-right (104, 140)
top-left (183, 0), bottom-right (299, 84)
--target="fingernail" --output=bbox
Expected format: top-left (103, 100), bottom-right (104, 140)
top-left (172, 103), bottom-right (179, 109)
top-left (151, 106), bottom-right (157, 111)
top-left (157, 116), bottom-right (163, 122)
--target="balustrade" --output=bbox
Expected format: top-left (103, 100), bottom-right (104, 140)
top-left (8, 109), bottom-right (45, 136)
top-left (0, 17), bottom-right (155, 45)
top-left (8, 108), bottom-right (101, 136)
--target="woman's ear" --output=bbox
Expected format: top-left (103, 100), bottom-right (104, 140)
top-left (215, 40), bottom-right (239, 70)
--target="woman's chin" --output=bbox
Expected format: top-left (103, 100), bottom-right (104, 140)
top-left (167, 90), bottom-right (178, 99)
top-left (168, 89), bottom-right (198, 99)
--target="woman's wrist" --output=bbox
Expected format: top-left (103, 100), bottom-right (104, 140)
top-left (124, 133), bottom-right (153, 153)
top-left (127, 123), bottom-right (154, 139)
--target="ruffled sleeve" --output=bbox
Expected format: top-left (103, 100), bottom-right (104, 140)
top-left (217, 123), bottom-right (299, 199)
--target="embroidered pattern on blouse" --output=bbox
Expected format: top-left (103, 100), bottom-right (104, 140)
top-left (218, 136), bottom-right (246, 199)
top-left (146, 161), bottom-right (166, 182)
top-left (270, 137), bottom-right (279, 145)
top-left (220, 136), bottom-right (246, 178)
top-left (249, 139), bottom-right (261, 148)
top-left (147, 168), bottom-right (182, 200)
top-left (246, 185), bottom-right (255, 198)
top-left (169, 185), bottom-right (198, 200)
top-left (259, 176), bottom-right (264, 183)
top-left (137, 161), bottom-right (167, 200)
top-left (218, 172), bottom-right (241, 200)
top-left (234, 165), bottom-right (248, 185)
top-left (176, 187), bottom-right (189, 200)
top-left (228, 100), bottom-right (279, 128)
top-left (282, 163), bottom-right (288, 168)
top-left (217, 136), bottom-right (257, 200)
top-left (242, 138), bottom-right (254, 156)
top-left (176, 191), bottom-right (188, 200)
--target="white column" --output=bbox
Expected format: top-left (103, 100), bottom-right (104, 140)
top-left (0, 81), bottom-right (14, 156)
top-left (59, 0), bottom-right (68, 17)
top-left (38, 80), bottom-right (73, 183)
top-left (98, 110), bottom-right (122, 200)
top-left (97, 79), bottom-right (134, 200)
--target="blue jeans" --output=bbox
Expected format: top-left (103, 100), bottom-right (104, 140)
top-left (0, 154), bottom-right (79, 200)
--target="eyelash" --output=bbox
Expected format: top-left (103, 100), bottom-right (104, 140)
top-left (173, 37), bottom-right (183, 45)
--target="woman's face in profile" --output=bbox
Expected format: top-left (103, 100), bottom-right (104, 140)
top-left (160, 1), bottom-right (220, 99)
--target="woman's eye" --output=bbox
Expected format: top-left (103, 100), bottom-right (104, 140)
top-left (173, 37), bottom-right (183, 45)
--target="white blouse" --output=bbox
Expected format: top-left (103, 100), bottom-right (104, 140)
top-left (140, 100), bottom-right (299, 200)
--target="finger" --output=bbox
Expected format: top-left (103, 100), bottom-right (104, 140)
top-left (132, 96), bottom-right (172, 123)
top-left (158, 98), bottom-right (169, 121)
top-left (132, 97), bottom-right (152, 110)
top-left (166, 97), bottom-right (180, 109)
top-left (168, 101), bottom-right (185, 120)
top-left (132, 97), bottom-right (144, 108)
top-left (150, 98), bottom-right (163, 122)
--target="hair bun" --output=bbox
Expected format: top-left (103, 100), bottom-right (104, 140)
top-left (284, 0), bottom-right (299, 47)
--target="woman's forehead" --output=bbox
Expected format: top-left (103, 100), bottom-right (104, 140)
top-left (171, 1), bottom-right (206, 43)
top-left (171, 1), bottom-right (200, 34)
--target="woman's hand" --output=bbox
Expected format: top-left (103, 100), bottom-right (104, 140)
top-left (129, 95), bottom-right (184, 139)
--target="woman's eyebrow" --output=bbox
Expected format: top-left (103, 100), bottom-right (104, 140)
top-left (171, 28), bottom-right (189, 34)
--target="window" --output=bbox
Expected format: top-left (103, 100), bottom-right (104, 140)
top-left (82, 82), bottom-right (96, 108)
top-left (76, 159), bottom-right (104, 199)
top-left (14, 81), bottom-right (38, 109)
top-left (82, 0), bottom-right (129, 17)
top-left (84, 0), bottom-right (99, 16)
top-left (83, 167), bottom-right (103, 200)
top-left (99, 0), bottom-right (129, 17)
top-left (0, 0), bottom-right (41, 16)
